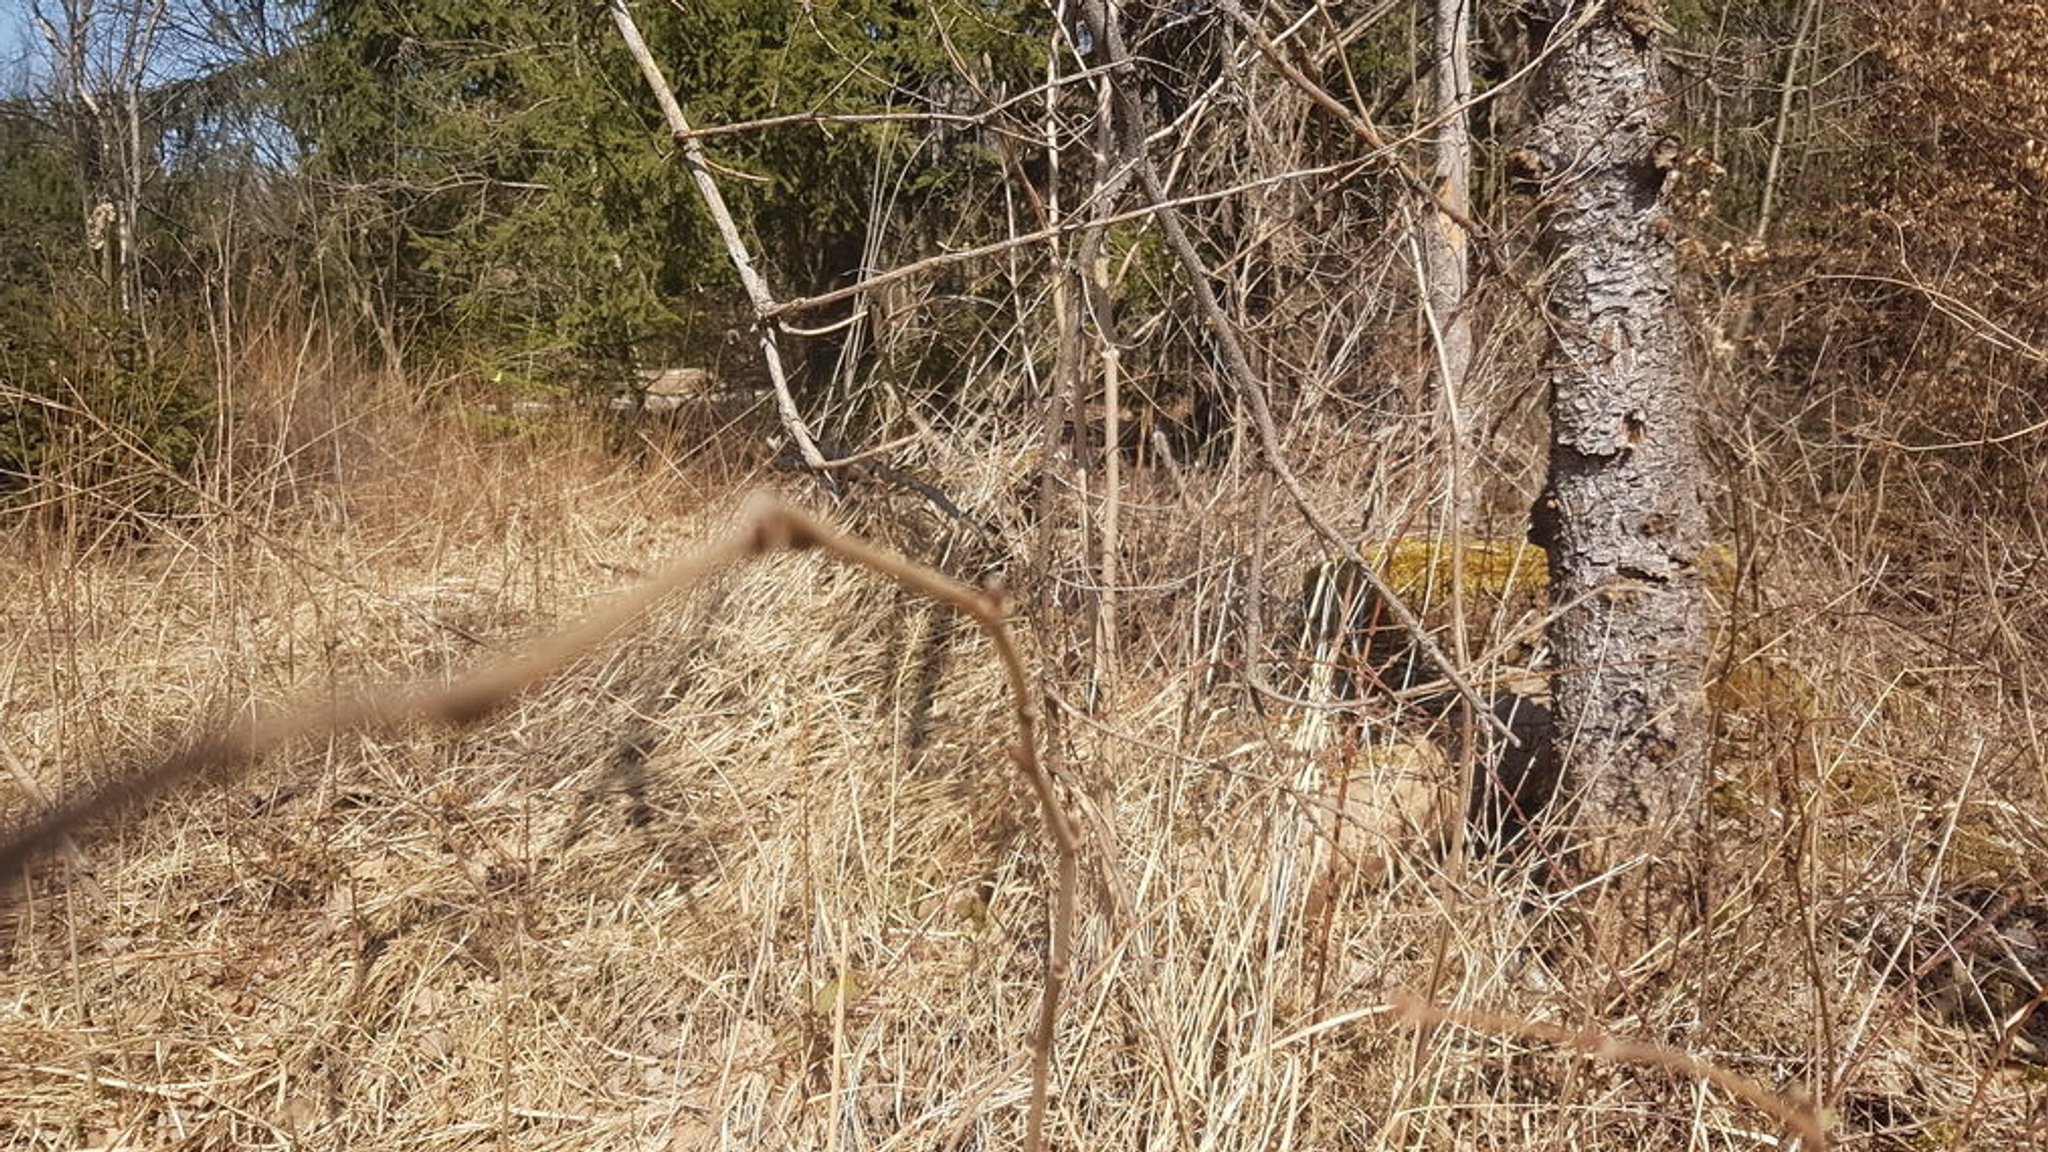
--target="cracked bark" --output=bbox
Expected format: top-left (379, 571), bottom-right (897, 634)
top-left (1530, 5), bottom-right (1708, 846)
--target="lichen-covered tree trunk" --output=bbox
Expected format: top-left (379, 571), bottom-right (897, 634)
top-left (1530, 5), bottom-right (1708, 844)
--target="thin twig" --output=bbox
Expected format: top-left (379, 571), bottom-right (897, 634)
top-left (673, 108), bottom-right (986, 142)
top-left (761, 157), bottom-right (1371, 323)
top-left (1214, 0), bottom-right (1485, 240)
top-left (1752, 0), bottom-right (1822, 245)
top-left (666, 65), bottom-right (1116, 144)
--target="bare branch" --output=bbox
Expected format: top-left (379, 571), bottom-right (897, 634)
top-left (606, 0), bottom-right (827, 470)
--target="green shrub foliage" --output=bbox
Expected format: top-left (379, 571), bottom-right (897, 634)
top-left (289, 0), bottom-right (1043, 386)
top-left (0, 104), bottom-right (208, 516)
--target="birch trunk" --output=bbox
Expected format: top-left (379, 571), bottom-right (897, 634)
top-left (1530, 4), bottom-right (1709, 846)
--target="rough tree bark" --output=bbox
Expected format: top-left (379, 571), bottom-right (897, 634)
top-left (1529, 3), bottom-right (1709, 847)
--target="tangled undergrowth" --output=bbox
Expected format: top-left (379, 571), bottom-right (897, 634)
top-left (1, 389), bottom-right (2043, 1152)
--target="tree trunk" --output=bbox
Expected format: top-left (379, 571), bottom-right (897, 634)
top-left (1530, 5), bottom-right (1708, 846)
top-left (1423, 0), bottom-right (1473, 409)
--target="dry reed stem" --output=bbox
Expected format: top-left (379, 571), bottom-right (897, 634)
top-left (1394, 993), bottom-right (1831, 1150)
top-left (0, 492), bottom-right (1079, 1152)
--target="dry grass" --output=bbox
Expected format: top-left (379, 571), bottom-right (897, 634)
top-left (1, 374), bottom-right (2044, 1152)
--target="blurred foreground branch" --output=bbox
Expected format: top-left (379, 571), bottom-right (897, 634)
top-left (0, 493), bottom-right (1079, 1152)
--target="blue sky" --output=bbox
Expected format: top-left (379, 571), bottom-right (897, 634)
top-left (0, 5), bottom-right (301, 94)
top-left (2, 5), bottom-right (37, 93)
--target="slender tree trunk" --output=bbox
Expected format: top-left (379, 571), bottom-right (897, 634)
top-left (36, 0), bottom-right (166, 319)
top-left (1424, 0), bottom-right (1480, 869)
top-left (1530, 5), bottom-right (1709, 847)
top-left (1423, 0), bottom-right (1474, 409)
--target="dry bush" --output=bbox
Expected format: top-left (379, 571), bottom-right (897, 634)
top-left (1691, 7), bottom-right (2048, 1132)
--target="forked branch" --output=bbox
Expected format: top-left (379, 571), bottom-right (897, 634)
top-left (606, 0), bottom-right (827, 470)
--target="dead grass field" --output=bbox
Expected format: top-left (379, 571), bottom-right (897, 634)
top-left (2, 396), bottom-right (2043, 1151)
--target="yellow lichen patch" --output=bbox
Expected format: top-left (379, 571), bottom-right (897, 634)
top-left (1362, 538), bottom-right (1550, 602)
top-left (1361, 537), bottom-right (1741, 601)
